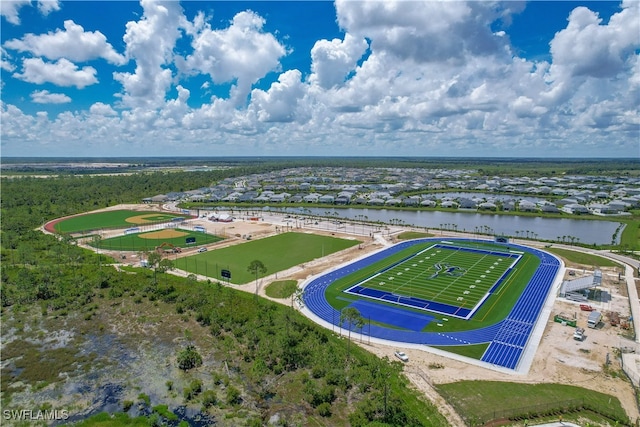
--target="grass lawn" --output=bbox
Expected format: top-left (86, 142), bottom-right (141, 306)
top-left (175, 232), bottom-right (361, 284)
top-left (619, 218), bottom-right (639, 250)
top-left (437, 381), bottom-right (629, 425)
top-left (396, 231), bottom-right (434, 240)
top-left (265, 280), bottom-right (298, 299)
top-left (55, 210), bottom-right (191, 233)
top-left (95, 229), bottom-right (223, 252)
top-left (545, 247), bottom-right (619, 267)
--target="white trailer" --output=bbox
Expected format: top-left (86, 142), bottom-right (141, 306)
top-left (587, 311), bottom-right (602, 328)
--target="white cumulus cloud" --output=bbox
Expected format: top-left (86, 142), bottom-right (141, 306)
top-left (89, 102), bottom-right (118, 116)
top-left (250, 69), bottom-right (307, 123)
top-left (179, 10), bottom-right (287, 105)
top-left (13, 57), bottom-right (98, 88)
top-left (1, 0), bottom-right (59, 25)
top-left (4, 20), bottom-right (126, 65)
top-left (30, 89), bottom-right (71, 104)
top-left (37, 0), bottom-right (60, 16)
top-left (335, 0), bottom-right (521, 63)
top-left (1, 0), bottom-right (31, 25)
top-left (114, 0), bottom-right (185, 108)
top-left (1, 0), bottom-right (638, 158)
top-left (550, 1), bottom-right (640, 79)
top-left (1, 47), bottom-right (16, 72)
top-left (310, 33), bottom-right (368, 89)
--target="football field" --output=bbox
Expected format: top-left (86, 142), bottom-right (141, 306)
top-left (344, 244), bottom-right (521, 319)
top-left (304, 237), bottom-right (561, 371)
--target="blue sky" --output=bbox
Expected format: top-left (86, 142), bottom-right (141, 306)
top-left (1, 1), bottom-right (638, 158)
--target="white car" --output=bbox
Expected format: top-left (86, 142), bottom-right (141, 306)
top-left (197, 247), bottom-right (207, 253)
top-left (394, 351), bottom-right (409, 362)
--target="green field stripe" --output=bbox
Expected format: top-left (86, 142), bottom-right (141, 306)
top-left (328, 241), bottom-right (539, 331)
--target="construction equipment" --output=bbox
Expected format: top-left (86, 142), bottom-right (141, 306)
top-left (554, 313), bottom-right (577, 327)
top-left (608, 311), bottom-right (620, 326)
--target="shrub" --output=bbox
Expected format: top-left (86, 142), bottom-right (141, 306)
top-left (317, 402), bottom-right (332, 417)
top-left (137, 393), bottom-right (150, 406)
top-left (226, 385), bottom-right (241, 405)
top-left (152, 404), bottom-right (178, 421)
top-left (201, 390), bottom-right (217, 408)
top-left (311, 365), bottom-right (325, 379)
top-left (177, 345), bottom-right (203, 371)
top-left (190, 379), bottom-right (202, 395)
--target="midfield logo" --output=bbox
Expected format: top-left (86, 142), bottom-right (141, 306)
top-left (428, 263), bottom-right (466, 279)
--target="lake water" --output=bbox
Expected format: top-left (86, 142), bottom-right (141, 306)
top-left (280, 207), bottom-right (622, 245)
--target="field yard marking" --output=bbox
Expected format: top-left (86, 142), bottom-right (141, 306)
top-left (431, 251), bottom-right (495, 302)
top-left (476, 257), bottom-right (532, 322)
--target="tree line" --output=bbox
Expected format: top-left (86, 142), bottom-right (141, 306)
top-left (0, 168), bottom-right (449, 426)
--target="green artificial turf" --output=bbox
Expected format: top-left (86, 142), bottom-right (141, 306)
top-left (175, 232), bottom-right (360, 284)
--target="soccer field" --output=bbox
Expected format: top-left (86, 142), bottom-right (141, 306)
top-left (175, 232), bottom-right (361, 284)
top-left (344, 244), bottom-right (521, 319)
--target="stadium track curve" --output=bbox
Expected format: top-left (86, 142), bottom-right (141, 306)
top-left (301, 238), bottom-right (562, 371)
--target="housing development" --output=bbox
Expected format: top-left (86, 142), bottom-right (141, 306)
top-left (144, 166), bottom-right (640, 216)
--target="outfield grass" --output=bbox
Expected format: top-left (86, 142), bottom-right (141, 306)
top-left (437, 381), bottom-right (629, 425)
top-left (325, 240), bottom-right (540, 333)
top-left (265, 280), bottom-right (298, 299)
top-left (545, 247), bottom-right (619, 267)
top-left (175, 232), bottom-right (361, 284)
top-left (55, 210), bottom-right (191, 233)
top-left (95, 229), bottom-right (223, 252)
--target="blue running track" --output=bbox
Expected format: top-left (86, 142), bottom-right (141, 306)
top-left (302, 238), bottom-right (561, 371)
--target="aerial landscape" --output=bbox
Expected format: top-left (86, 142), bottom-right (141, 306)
top-left (1, 1), bottom-right (640, 427)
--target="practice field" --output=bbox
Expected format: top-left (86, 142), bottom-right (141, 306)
top-left (344, 244), bottom-right (521, 319)
top-left (303, 238), bottom-right (561, 371)
top-left (54, 210), bottom-right (192, 233)
top-left (94, 229), bottom-right (223, 251)
top-left (175, 232), bottom-right (361, 284)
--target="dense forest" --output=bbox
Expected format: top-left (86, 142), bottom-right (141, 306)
top-left (0, 165), bottom-right (449, 426)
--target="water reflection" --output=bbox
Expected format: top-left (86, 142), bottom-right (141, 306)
top-left (277, 207), bottom-right (622, 245)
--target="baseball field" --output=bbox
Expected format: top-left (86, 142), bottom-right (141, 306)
top-left (53, 210), bottom-right (192, 233)
top-left (94, 228), bottom-right (223, 252)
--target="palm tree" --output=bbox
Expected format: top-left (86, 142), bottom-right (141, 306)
top-left (147, 251), bottom-right (163, 284)
top-left (247, 260), bottom-right (267, 300)
top-left (340, 307), bottom-right (365, 361)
